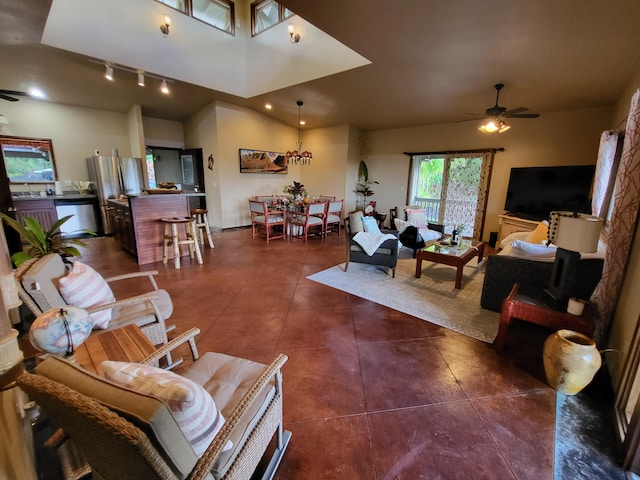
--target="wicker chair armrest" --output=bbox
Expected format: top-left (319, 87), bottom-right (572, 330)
top-left (103, 271), bottom-right (160, 290)
top-left (141, 328), bottom-right (201, 365)
top-left (86, 291), bottom-right (162, 314)
top-left (187, 354), bottom-right (288, 480)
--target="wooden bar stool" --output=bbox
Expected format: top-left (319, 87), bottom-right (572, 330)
top-left (191, 208), bottom-right (214, 249)
top-left (161, 217), bottom-right (203, 269)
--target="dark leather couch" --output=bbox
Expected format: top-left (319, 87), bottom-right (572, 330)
top-left (480, 254), bottom-right (604, 312)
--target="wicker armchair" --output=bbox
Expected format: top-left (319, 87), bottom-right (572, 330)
top-left (17, 329), bottom-right (290, 480)
top-left (15, 254), bottom-right (178, 353)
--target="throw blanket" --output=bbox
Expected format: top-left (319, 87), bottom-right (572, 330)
top-left (353, 232), bottom-right (397, 256)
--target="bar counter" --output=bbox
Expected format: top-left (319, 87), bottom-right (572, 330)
top-left (108, 193), bottom-right (205, 265)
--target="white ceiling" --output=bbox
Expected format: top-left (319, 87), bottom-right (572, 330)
top-left (2, 0), bottom-right (640, 131)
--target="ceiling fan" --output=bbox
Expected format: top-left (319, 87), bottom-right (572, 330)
top-left (0, 89), bottom-right (31, 102)
top-left (466, 83), bottom-right (540, 133)
top-left (469, 83), bottom-right (540, 120)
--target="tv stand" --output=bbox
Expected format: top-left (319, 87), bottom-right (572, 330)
top-left (497, 213), bottom-right (540, 246)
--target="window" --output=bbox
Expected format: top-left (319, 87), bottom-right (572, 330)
top-left (192, 0), bottom-right (234, 34)
top-left (251, 0), bottom-right (294, 36)
top-left (155, 0), bottom-right (235, 35)
top-left (408, 151), bottom-right (495, 239)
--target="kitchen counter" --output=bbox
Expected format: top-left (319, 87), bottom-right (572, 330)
top-left (11, 194), bottom-right (97, 200)
top-left (107, 194), bottom-right (198, 265)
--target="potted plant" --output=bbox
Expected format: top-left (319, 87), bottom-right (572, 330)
top-left (0, 213), bottom-right (95, 266)
top-left (354, 161), bottom-right (379, 211)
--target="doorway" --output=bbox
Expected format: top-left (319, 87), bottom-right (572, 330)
top-left (146, 147), bottom-right (205, 209)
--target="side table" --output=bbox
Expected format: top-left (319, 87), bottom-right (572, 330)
top-left (493, 283), bottom-right (595, 350)
top-left (73, 324), bottom-right (156, 376)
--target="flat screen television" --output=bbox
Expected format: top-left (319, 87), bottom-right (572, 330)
top-left (504, 165), bottom-right (595, 221)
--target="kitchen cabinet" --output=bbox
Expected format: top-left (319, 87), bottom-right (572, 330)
top-left (12, 198), bottom-right (57, 231)
top-left (106, 200), bottom-right (135, 255)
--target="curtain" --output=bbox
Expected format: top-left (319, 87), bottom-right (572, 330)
top-left (591, 131), bottom-right (621, 218)
top-left (473, 152), bottom-right (494, 241)
top-left (592, 89), bottom-right (640, 344)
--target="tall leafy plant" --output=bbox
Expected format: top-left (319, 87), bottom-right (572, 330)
top-left (0, 213), bottom-right (94, 266)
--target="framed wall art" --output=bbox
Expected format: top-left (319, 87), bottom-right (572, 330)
top-left (239, 149), bottom-right (287, 174)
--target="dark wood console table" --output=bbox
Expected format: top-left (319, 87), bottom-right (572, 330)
top-left (493, 283), bottom-right (595, 350)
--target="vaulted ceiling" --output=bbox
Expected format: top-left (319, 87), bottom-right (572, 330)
top-left (2, 0), bottom-right (640, 131)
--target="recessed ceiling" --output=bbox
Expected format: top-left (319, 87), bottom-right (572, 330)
top-left (1, 0), bottom-right (640, 130)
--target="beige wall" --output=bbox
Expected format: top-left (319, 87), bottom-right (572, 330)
top-left (363, 106), bottom-right (612, 239)
top-left (0, 99), bottom-right (131, 185)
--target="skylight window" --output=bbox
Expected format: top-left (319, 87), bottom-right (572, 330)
top-left (252, 0), bottom-right (293, 36)
top-left (154, 0), bottom-right (235, 35)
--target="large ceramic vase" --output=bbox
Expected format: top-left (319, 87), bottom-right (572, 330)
top-left (542, 329), bottom-right (601, 395)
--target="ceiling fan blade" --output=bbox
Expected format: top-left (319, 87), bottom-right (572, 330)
top-left (0, 89), bottom-right (29, 96)
top-left (504, 107), bottom-right (528, 115)
top-left (507, 113), bottom-right (540, 119)
top-left (0, 93), bottom-right (19, 102)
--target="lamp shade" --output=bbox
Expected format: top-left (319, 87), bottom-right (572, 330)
top-left (29, 307), bottom-right (92, 356)
top-left (548, 211), bottom-right (603, 253)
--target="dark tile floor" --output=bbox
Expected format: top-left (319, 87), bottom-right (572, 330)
top-left (21, 228), bottom-right (566, 479)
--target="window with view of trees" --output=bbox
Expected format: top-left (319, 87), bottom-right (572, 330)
top-left (407, 151), bottom-right (496, 239)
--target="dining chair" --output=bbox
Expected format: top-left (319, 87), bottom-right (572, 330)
top-left (248, 200), bottom-right (285, 242)
top-left (325, 199), bottom-right (344, 235)
top-left (288, 201), bottom-right (327, 242)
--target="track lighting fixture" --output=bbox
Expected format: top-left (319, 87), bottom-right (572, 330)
top-left (105, 65), bottom-right (114, 81)
top-left (92, 60), bottom-right (173, 95)
top-left (137, 71), bottom-right (145, 87)
top-left (160, 15), bottom-right (171, 35)
top-left (160, 79), bottom-right (169, 94)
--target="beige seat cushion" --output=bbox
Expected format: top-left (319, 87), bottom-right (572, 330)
top-left (36, 352), bottom-right (276, 480)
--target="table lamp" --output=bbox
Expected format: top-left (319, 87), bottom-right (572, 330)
top-left (29, 307), bottom-right (93, 359)
top-left (545, 211), bottom-right (603, 307)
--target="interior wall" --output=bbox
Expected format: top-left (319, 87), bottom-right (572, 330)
top-left (298, 125), bottom-right (350, 203)
top-left (212, 102), bottom-right (298, 228)
top-left (0, 99), bottom-right (131, 186)
top-left (142, 117), bottom-right (185, 149)
top-left (364, 106), bottom-right (612, 239)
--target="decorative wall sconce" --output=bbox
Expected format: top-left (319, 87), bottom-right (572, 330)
top-left (160, 15), bottom-right (171, 35)
top-left (288, 24), bottom-right (300, 44)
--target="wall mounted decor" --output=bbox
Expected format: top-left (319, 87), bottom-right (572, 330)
top-left (239, 149), bottom-right (287, 174)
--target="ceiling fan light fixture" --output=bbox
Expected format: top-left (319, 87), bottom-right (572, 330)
top-left (479, 118), bottom-right (510, 134)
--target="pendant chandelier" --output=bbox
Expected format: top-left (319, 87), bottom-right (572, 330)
top-left (286, 100), bottom-right (313, 166)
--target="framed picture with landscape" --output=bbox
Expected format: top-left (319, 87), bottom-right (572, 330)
top-left (239, 149), bottom-right (287, 174)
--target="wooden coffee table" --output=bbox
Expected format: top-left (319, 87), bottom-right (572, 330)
top-left (415, 240), bottom-right (485, 289)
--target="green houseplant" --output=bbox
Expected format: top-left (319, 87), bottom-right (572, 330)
top-left (0, 213), bottom-right (95, 266)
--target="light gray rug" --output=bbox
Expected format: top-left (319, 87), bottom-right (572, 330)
top-left (307, 252), bottom-right (500, 343)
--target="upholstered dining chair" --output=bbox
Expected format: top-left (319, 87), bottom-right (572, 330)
top-left (15, 254), bottom-right (187, 363)
top-left (288, 201), bottom-right (327, 242)
top-left (248, 200), bottom-right (285, 243)
top-left (17, 328), bottom-right (290, 480)
top-left (325, 199), bottom-right (344, 235)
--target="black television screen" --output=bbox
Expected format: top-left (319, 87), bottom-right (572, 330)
top-left (504, 165), bottom-right (595, 221)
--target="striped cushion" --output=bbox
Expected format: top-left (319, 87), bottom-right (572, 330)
top-left (101, 361), bottom-right (232, 457)
top-left (58, 262), bottom-right (115, 329)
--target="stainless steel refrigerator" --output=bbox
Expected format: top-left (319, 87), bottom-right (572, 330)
top-left (86, 155), bottom-right (145, 234)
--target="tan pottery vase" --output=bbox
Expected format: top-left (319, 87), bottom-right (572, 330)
top-left (542, 329), bottom-right (601, 395)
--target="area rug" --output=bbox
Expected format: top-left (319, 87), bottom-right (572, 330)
top-left (307, 252), bottom-right (500, 343)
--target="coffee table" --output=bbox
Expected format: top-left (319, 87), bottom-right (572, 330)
top-left (415, 240), bottom-right (485, 289)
